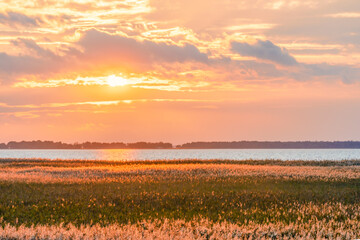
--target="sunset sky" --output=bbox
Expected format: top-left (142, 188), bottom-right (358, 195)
top-left (1, 0), bottom-right (360, 143)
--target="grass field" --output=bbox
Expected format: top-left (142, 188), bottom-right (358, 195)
top-left (0, 159), bottom-right (360, 239)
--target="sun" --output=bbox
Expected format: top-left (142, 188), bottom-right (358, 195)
top-left (106, 75), bottom-right (129, 87)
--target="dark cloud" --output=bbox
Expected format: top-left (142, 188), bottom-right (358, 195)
top-left (231, 39), bottom-right (360, 83)
top-left (11, 38), bottom-right (56, 58)
top-left (231, 40), bottom-right (298, 66)
top-left (301, 63), bottom-right (360, 84)
top-left (77, 29), bottom-right (209, 64)
top-left (0, 11), bottom-right (42, 27)
top-left (0, 52), bottom-right (64, 83)
top-left (0, 38), bottom-right (71, 84)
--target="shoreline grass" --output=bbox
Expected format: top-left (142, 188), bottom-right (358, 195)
top-left (1, 158), bottom-right (360, 167)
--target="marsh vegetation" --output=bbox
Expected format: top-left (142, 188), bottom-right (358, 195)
top-left (0, 159), bottom-right (359, 239)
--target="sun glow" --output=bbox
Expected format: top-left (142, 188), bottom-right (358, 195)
top-left (106, 75), bottom-right (129, 87)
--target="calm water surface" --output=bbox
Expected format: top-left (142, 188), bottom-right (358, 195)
top-left (0, 149), bottom-right (360, 161)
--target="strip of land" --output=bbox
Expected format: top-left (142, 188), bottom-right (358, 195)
top-left (3, 140), bottom-right (360, 149)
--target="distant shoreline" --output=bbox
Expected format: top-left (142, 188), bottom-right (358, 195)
top-left (1, 158), bottom-right (360, 166)
top-left (2, 140), bottom-right (360, 149)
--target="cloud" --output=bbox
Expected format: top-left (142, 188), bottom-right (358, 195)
top-left (0, 38), bottom-right (66, 82)
top-left (230, 39), bottom-right (360, 83)
top-left (0, 29), bottom-right (209, 84)
top-left (0, 11), bottom-right (42, 27)
top-left (231, 40), bottom-right (298, 66)
top-left (0, 29), bottom-right (358, 86)
top-left (11, 38), bottom-right (56, 58)
top-left (301, 63), bottom-right (360, 84)
top-left (77, 29), bottom-right (209, 64)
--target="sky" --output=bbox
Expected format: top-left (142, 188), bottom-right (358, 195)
top-left (0, 0), bottom-right (360, 144)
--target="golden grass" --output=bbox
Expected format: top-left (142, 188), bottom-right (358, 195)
top-left (0, 160), bottom-right (359, 183)
top-left (0, 217), bottom-right (359, 239)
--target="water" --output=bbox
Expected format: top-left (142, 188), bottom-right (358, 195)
top-left (0, 149), bottom-right (360, 161)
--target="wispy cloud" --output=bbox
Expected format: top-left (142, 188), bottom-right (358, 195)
top-left (326, 12), bottom-right (360, 18)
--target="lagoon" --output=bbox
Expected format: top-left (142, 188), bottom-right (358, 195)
top-left (0, 148), bottom-right (360, 161)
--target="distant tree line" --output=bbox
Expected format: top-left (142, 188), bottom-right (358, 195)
top-left (176, 141), bottom-right (360, 149)
top-left (1, 140), bottom-right (360, 149)
top-left (0, 141), bottom-right (173, 149)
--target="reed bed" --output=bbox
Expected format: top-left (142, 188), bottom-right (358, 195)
top-left (0, 218), bottom-right (359, 239)
top-left (0, 159), bottom-right (360, 183)
top-left (0, 159), bottom-right (359, 239)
